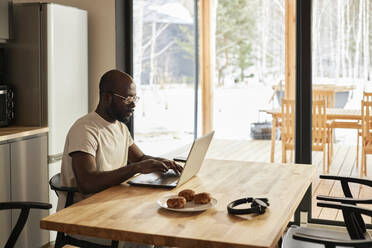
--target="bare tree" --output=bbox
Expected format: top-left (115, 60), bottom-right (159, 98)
top-left (133, 0), bottom-right (144, 85)
top-left (354, 1), bottom-right (363, 78)
top-left (363, 0), bottom-right (370, 80)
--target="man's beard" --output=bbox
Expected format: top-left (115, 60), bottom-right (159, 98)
top-left (111, 110), bottom-right (130, 123)
top-left (107, 103), bottom-right (131, 123)
top-left (118, 114), bottom-right (130, 123)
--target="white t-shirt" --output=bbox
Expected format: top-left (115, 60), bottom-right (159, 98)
top-left (57, 111), bottom-right (134, 210)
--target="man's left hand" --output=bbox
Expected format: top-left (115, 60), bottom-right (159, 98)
top-left (159, 158), bottom-right (183, 175)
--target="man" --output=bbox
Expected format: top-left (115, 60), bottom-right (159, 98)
top-left (58, 69), bottom-right (183, 247)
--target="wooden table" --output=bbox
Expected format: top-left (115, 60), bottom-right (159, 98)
top-left (40, 142), bottom-right (316, 248)
top-left (262, 108), bottom-right (361, 162)
top-left (272, 84), bottom-right (355, 92)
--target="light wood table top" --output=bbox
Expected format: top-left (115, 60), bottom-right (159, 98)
top-left (262, 108), bottom-right (361, 121)
top-left (41, 156), bottom-right (316, 248)
top-left (272, 84), bottom-right (355, 92)
top-left (326, 108), bottom-right (361, 120)
top-left (0, 126), bottom-right (49, 142)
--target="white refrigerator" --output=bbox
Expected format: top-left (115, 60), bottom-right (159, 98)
top-left (7, 3), bottom-right (88, 247)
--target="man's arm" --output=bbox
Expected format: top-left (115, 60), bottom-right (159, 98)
top-left (128, 143), bottom-right (183, 174)
top-left (71, 151), bottom-right (169, 194)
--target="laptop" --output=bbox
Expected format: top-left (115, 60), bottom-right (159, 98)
top-left (127, 131), bottom-right (215, 188)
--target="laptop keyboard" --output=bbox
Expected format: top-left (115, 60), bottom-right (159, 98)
top-left (161, 170), bottom-right (179, 178)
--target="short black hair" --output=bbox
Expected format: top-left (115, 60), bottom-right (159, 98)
top-left (99, 69), bottom-right (133, 94)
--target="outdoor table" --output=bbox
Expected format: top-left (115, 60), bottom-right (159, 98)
top-left (262, 108), bottom-right (361, 163)
top-left (272, 84), bottom-right (355, 92)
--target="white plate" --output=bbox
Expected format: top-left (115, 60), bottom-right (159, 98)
top-left (157, 194), bottom-right (217, 212)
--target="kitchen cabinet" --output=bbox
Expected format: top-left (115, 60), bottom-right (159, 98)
top-left (0, 133), bottom-right (49, 248)
top-left (0, 142), bottom-right (11, 245)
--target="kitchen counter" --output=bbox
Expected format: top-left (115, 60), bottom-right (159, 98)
top-left (0, 126), bottom-right (49, 142)
top-left (0, 125), bottom-right (49, 246)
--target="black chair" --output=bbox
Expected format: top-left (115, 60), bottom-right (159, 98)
top-left (50, 173), bottom-right (119, 248)
top-left (282, 175), bottom-right (372, 248)
top-left (0, 201), bottom-right (52, 248)
top-left (289, 202), bottom-right (372, 248)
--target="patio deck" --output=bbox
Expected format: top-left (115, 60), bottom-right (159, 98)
top-left (200, 139), bottom-right (372, 224)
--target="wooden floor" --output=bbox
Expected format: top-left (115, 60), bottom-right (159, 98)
top-left (201, 139), bottom-right (372, 224)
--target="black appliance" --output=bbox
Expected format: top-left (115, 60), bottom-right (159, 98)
top-left (0, 84), bottom-right (14, 127)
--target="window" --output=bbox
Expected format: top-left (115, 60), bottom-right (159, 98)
top-left (133, 0), bottom-right (198, 155)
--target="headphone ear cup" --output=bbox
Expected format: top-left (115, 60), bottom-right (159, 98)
top-left (262, 198), bottom-right (270, 206)
top-left (251, 200), bottom-right (258, 208)
top-left (252, 199), bottom-right (267, 214)
top-left (258, 206), bottom-right (266, 214)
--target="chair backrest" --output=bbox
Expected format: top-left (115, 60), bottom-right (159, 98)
top-left (292, 202), bottom-right (372, 247)
top-left (363, 91), bottom-right (372, 102)
top-left (361, 100), bottom-right (372, 140)
top-left (319, 201), bottom-right (372, 240)
top-left (49, 173), bottom-right (78, 208)
top-left (281, 99), bottom-right (328, 149)
top-left (281, 99), bottom-right (295, 143)
top-left (312, 89), bottom-right (335, 108)
top-left (361, 92), bottom-right (372, 142)
top-left (312, 100), bottom-right (327, 148)
top-left (48, 175), bottom-right (119, 248)
top-left (0, 202), bottom-right (51, 248)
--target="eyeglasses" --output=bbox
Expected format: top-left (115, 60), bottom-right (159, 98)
top-left (112, 93), bottom-right (140, 104)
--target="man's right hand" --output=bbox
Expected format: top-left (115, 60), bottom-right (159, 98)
top-left (134, 159), bottom-right (169, 174)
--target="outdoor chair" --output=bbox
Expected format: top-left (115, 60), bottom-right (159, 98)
top-left (363, 92), bottom-right (372, 102)
top-left (282, 175), bottom-right (372, 248)
top-left (280, 99), bottom-right (295, 163)
top-left (280, 99), bottom-right (303, 162)
top-left (313, 89), bottom-right (335, 160)
top-left (354, 92), bottom-right (372, 173)
top-left (312, 89), bottom-right (335, 108)
top-left (312, 100), bottom-right (332, 173)
top-left (281, 99), bottom-right (331, 173)
top-left (50, 173), bottom-right (119, 248)
top-left (361, 100), bottom-right (372, 177)
top-left (0, 201), bottom-right (52, 248)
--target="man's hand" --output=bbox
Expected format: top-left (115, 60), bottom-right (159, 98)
top-left (135, 159), bottom-right (169, 174)
top-left (128, 143), bottom-right (184, 175)
top-left (158, 158), bottom-right (183, 175)
top-left (135, 158), bottom-right (183, 175)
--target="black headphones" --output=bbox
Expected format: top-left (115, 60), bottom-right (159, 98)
top-left (227, 197), bottom-right (269, 215)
